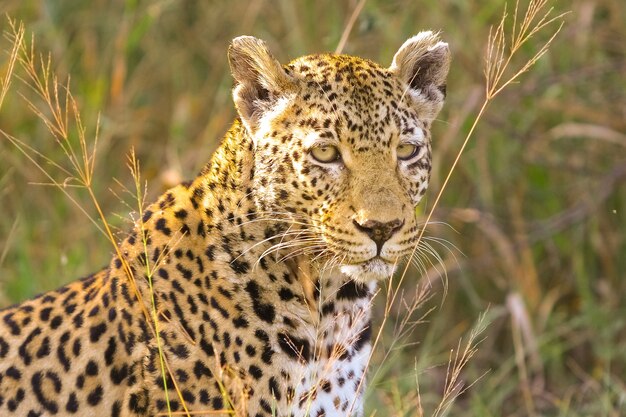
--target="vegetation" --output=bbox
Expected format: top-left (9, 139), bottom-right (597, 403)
top-left (1, 0), bottom-right (624, 415)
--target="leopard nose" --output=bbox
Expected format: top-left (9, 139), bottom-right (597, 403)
top-left (353, 219), bottom-right (404, 254)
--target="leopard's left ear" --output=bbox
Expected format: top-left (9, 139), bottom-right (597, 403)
top-left (228, 36), bottom-right (295, 134)
top-left (390, 31), bottom-right (450, 120)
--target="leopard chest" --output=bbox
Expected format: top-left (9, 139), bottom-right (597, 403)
top-left (286, 291), bottom-right (374, 417)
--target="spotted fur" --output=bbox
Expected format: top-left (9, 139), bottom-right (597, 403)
top-left (0, 32), bottom-right (450, 416)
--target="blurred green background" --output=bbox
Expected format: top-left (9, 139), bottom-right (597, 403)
top-left (1, 0), bottom-right (625, 415)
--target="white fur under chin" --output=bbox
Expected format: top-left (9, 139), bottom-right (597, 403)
top-left (340, 258), bottom-right (397, 282)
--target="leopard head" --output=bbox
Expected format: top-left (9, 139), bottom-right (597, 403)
top-left (228, 33), bottom-right (450, 282)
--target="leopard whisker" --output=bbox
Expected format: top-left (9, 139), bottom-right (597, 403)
top-left (265, 240), bottom-right (326, 261)
top-left (423, 235), bottom-right (463, 258)
top-left (409, 253), bottom-right (430, 279)
top-left (235, 229), bottom-right (319, 260)
top-left (256, 241), bottom-right (320, 264)
top-left (318, 252), bottom-right (347, 283)
top-left (235, 216), bottom-right (312, 229)
top-left (275, 245), bottom-right (327, 263)
top-left (408, 240), bottom-right (448, 289)
top-left (255, 238), bottom-right (326, 267)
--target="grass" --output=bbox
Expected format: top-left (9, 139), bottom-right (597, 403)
top-left (1, 0), bottom-right (625, 416)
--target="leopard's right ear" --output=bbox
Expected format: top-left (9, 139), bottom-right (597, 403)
top-left (228, 36), bottom-right (295, 134)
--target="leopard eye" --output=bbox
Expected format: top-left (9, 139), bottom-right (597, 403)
top-left (310, 145), bottom-right (340, 163)
top-left (396, 143), bottom-right (420, 160)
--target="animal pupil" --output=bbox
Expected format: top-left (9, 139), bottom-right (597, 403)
top-left (0, 32), bottom-right (449, 416)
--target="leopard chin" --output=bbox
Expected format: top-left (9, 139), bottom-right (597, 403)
top-left (340, 257), bottom-right (398, 282)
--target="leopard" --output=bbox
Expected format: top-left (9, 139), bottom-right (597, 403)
top-left (0, 31), bottom-right (450, 417)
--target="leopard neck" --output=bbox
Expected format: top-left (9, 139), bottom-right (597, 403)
top-left (197, 118), bottom-right (254, 203)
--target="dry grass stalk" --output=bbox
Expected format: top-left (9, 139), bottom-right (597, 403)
top-left (508, 293), bottom-right (538, 417)
top-left (431, 311), bottom-right (489, 417)
top-left (0, 18), bottom-right (22, 110)
top-left (334, 0), bottom-right (368, 54)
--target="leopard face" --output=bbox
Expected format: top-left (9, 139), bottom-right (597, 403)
top-left (229, 33), bottom-right (450, 282)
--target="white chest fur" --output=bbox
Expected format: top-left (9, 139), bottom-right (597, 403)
top-left (286, 281), bottom-right (376, 417)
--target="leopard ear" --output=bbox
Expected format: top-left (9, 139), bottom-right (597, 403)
top-left (389, 31), bottom-right (450, 120)
top-left (228, 36), bottom-right (295, 133)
